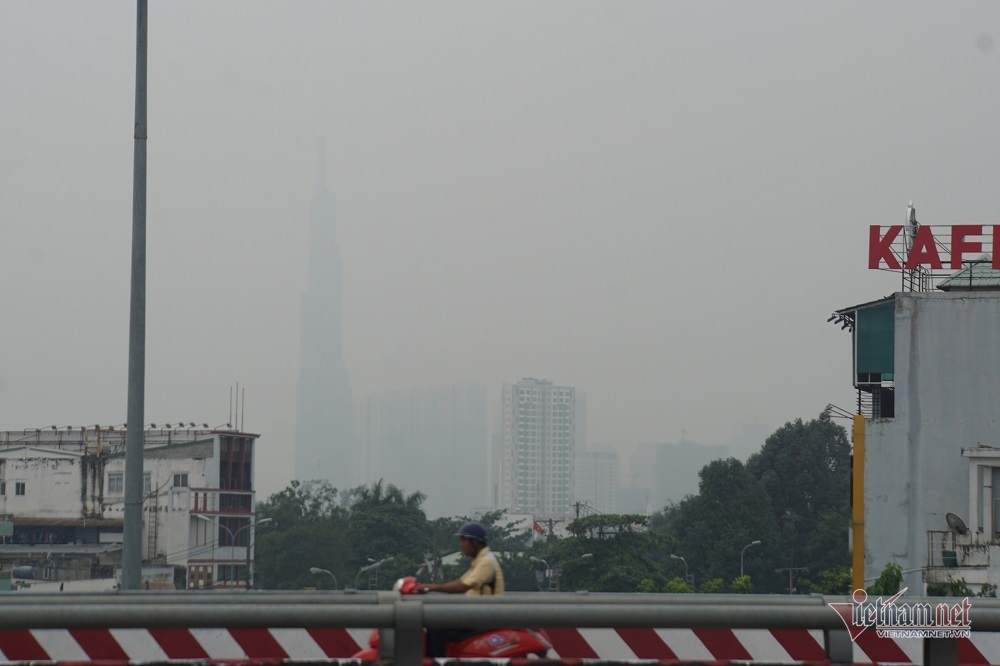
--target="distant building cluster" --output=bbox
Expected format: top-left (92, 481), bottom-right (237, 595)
top-left (289, 151), bottom-right (729, 522)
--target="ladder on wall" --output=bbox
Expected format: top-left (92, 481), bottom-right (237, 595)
top-left (146, 499), bottom-right (158, 562)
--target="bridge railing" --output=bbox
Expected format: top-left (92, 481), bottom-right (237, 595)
top-left (0, 590), bottom-right (997, 666)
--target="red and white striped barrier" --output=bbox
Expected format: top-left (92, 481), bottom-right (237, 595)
top-left (0, 627), bottom-right (998, 664)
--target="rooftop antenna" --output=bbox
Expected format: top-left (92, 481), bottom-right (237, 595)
top-left (229, 386), bottom-right (233, 428)
top-left (904, 200), bottom-right (918, 257)
top-left (241, 386), bottom-right (245, 432)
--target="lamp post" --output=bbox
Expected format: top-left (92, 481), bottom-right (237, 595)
top-left (354, 556), bottom-right (393, 590)
top-left (740, 540), bottom-right (761, 578)
top-left (553, 553), bottom-right (593, 592)
top-left (670, 554), bottom-right (689, 587)
top-left (529, 556), bottom-right (551, 590)
top-left (195, 515), bottom-right (272, 589)
top-left (309, 567), bottom-right (338, 590)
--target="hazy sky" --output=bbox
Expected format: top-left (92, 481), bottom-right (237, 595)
top-left (2, 1), bottom-right (998, 499)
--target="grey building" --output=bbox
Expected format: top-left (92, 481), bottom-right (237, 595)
top-left (835, 282), bottom-right (1000, 593)
top-left (353, 384), bottom-right (488, 518)
top-left (295, 147), bottom-right (353, 488)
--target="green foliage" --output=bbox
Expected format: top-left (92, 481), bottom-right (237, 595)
top-left (979, 583), bottom-right (997, 597)
top-left (730, 575), bottom-right (753, 593)
top-left (926, 576), bottom-right (974, 597)
top-left (661, 458), bottom-right (780, 589)
top-left (811, 566), bottom-right (853, 595)
top-left (347, 479), bottom-right (430, 564)
top-left (663, 577), bottom-right (693, 593)
top-left (866, 562), bottom-right (903, 595)
top-left (566, 514), bottom-right (649, 538)
top-left (700, 578), bottom-right (725, 593)
top-left (636, 578), bottom-right (658, 593)
top-left (254, 410), bottom-right (854, 595)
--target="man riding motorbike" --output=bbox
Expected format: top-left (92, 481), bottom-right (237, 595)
top-left (418, 520), bottom-right (503, 656)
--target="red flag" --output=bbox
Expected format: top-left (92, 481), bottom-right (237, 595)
top-left (533, 521), bottom-right (545, 535)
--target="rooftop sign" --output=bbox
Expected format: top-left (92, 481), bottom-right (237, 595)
top-left (869, 225), bottom-right (999, 271)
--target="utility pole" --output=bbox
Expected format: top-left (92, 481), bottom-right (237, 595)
top-left (775, 567), bottom-right (809, 594)
top-left (122, 0), bottom-right (148, 591)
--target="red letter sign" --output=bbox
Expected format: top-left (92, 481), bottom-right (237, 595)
top-left (869, 226), bottom-right (902, 269)
top-left (905, 226), bottom-right (944, 270)
top-left (950, 225), bottom-right (983, 269)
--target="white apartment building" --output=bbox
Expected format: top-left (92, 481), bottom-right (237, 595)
top-left (500, 378), bottom-right (576, 519)
top-left (0, 426), bottom-right (260, 590)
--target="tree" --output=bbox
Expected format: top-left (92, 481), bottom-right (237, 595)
top-left (347, 480), bottom-right (430, 568)
top-left (866, 563), bottom-right (903, 596)
top-left (730, 575), bottom-right (753, 594)
top-left (746, 410), bottom-right (851, 583)
top-left (663, 577), bottom-right (693, 593)
top-left (254, 480), bottom-right (349, 590)
top-left (658, 458), bottom-right (781, 589)
top-left (810, 566), bottom-right (852, 595)
top-left (700, 578), bottom-right (725, 593)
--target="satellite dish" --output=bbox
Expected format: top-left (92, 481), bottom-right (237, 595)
top-left (946, 513), bottom-right (969, 535)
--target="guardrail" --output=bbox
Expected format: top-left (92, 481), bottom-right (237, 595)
top-left (0, 590), bottom-right (996, 666)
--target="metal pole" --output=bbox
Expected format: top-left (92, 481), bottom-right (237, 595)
top-left (122, 0), bottom-right (148, 592)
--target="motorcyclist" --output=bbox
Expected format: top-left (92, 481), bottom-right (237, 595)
top-left (418, 520), bottom-right (504, 656)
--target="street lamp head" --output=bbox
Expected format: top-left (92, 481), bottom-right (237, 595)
top-left (670, 554), bottom-right (683, 561)
top-left (309, 567), bottom-right (325, 575)
top-left (752, 540), bottom-right (761, 546)
top-left (581, 553), bottom-right (593, 559)
top-left (256, 518), bottom-right (274, 525)
top-left (530, 556), bottom-right (542, 563)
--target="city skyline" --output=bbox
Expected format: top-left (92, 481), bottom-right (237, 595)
top-left (4, 2), bottom-right (988, 501)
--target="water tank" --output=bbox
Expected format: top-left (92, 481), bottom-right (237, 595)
top-left (12, 565), bottom-right (36, 580)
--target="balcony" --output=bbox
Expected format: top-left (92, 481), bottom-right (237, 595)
top-left (924, 530), bottom-right (992, 587)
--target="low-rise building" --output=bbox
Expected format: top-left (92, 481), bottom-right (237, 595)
top-left (0, 426), bottom-right (260, 590)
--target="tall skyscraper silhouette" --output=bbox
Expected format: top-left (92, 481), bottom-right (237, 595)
top-left (295, 145), bottom-right (353, 489)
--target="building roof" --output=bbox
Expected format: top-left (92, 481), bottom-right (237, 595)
top-left (0, 543), bottom-right (122, 555)
top-left (9, 517), bottom-right (124, 528)
top-left (937, 256), bottom-right (1000, 291)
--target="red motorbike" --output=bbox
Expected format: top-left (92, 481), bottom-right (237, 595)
top-left (351, 576), bottom-right (552, 660)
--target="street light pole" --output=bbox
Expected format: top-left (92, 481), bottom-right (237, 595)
top-left (309, 567), bottom-right (338, 590)
top-left (740, 540), bottom-right (761, 578)
top-left (195, 516), bottom-right (272, 589)
top-left (670, 554), bottom-right (688, 587)
top-left (529, 556), bottom-right (551, 591)
top-left (553, 553), bottom-right (593, 592)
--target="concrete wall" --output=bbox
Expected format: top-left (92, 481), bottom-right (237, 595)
top-left (0, 451), bottom-right (103, 519)
top-left (865, 292), bottom-right (1000, 590)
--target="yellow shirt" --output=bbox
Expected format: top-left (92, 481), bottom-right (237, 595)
top-left (460, 546), bottom-right (505, 596)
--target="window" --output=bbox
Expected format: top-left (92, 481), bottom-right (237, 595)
top-left (143, 472), bottom-right (151, 496)
top-left (0, 481), bottom-right (5, 496)
top-left (108, 474), bottom-right (124, 494)
top-left (173, 473), bottom-right (189, 488)
top-left (15, 482), bottom-right (25, 496)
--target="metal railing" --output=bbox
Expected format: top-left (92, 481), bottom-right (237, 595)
top-left (1, 590), bottom-right (998, 666)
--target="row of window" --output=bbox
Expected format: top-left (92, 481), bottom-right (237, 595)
top-left (107, 472), bottom-right (189, 495)
top-left (0, 482), bottom-right (26, 496)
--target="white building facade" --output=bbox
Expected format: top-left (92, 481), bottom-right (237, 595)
top-left (500, 378), bottom-right (576, 519)
top-left (0, 427), bottom-right (260, 589)
top-left (836, 289), bottom-right (1000, 592)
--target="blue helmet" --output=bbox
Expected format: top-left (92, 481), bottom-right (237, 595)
top-left (456, 521), bottom-right (488, 544)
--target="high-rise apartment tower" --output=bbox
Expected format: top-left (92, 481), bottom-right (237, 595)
top-left (500, 378), bottom-right (575, 518)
